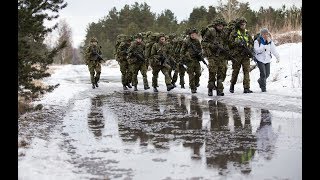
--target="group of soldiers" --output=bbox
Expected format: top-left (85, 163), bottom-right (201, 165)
top-left (85, 17), bottom-right (255, 96)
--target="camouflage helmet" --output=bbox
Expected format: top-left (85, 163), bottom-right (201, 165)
top-left (213, 18), bottom-right (227, 26)
top-left (116, 34), bottom-right (126, 41)
top-left (90, 37), bottom-right (98, 43)
top-left (237, 17), bottom-right (247, 24)
top-left (136, 33), bottom-right (143, 39)
top-left (146, 31), bottom-right (153, 37)
top-left (189, 27), bottom-right (198, 35)
top-left (150, 32), bottom-right (160, 41)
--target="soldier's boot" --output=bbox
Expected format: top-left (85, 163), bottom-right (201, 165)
top-left (208, 88), bottom-right (213, 96)
top-left (127, 83), bottom-right (132, 88)
top-left (172, 83), bottom-right (176, 88)
top-left (123, 85), bottom-right (128, 90)
top-left (153, 87), bottom-right (158, 92)
top-left (92, 83), bottom-right (95, 89)
top-left (191, 88), bottom-right (197, 93)
top-left (181, 84), bottom-right (185, 89)
top-left (167, 84), bottom-right (174, 91)
top-left (217, 90), bottom-right (225, 96)
top-left (134, 85), bottom-right (138, 91)
top-left (196, 83), bottom-right (200, 87)
top-left (229, 84), bottom-right (235, 93)
top-left (243, 88), bottom-right (253, 93)
top-left (144, 85), bottom-right (150, 90)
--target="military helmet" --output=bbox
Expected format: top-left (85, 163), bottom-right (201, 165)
top-left (136, 33), bottom-right (143, 39)
top-left (237, 17), bottom-right (247, 24)
top-left (90, 37), bottom-right (98, 43)
top-left (146, 31), bottom-right (152, 37)
top-left (213, 18), bottom-right (227, 26)
top-left (116, 34), bottom-right (126, 41)
top-left (189, 27), bottom-right (198, 35)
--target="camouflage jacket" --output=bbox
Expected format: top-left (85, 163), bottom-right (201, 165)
top-left (116, 41), bottom-right (131, 61)
top-left (127, 41), bottom-right (145, 62)
top-left (229, 28), bottom-right (253, 53)
top-left (180, 37), bottom-right (202, 63)
top-left (201, 27), bottom-right (229, 57)
top-left (85, 44), bottom-right (102, 63)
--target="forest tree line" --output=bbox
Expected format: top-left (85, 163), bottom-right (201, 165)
top-left (82, 0), bottom-right (301, 60)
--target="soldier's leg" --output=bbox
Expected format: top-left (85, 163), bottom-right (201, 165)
top-left (130, 64), bottom-right (139, 90)
top-left (242, 58), bottom-right (251, 90)
top-left (179, 65), bottom-right (186, 88)
top-left (140, 63), bottom-right (150, 89)
top-left (187, 64), bottom-right (196, 93)
top-left (207, 58), bottom-right (217, 95)
top-left (94, 62), bottom-right (101, 87)
top-left (87, 62), bottom-right (96, 88)
top-left (152, 66), bottom-right (160, 88)
top-left (229, 59), bottom-right (241, 93)
top-left (216, 59), bottom-right (227, 96)
top-left (194, 62), bottom-right (201, 87)
top-left (161, 67), bottom-right (174, 91)
top-left (171, 68), bottom-right (178, 85)
top-left (119, 61), bottom-right (127, 86)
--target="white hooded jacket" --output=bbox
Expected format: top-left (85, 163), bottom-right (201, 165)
top-left (254, 36), bottom-right (280, 64)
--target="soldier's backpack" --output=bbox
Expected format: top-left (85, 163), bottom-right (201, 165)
top-left (144, 33), bottom-right (159, 59)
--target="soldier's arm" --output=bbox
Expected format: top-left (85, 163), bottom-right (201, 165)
top-left (150, 43), bottom-right (159, 59)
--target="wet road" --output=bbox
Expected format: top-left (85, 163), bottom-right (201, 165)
top-left (18, 89), bottom-right (301, 180)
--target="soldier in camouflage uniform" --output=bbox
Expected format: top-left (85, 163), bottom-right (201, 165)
top-left (127, 33), bottom-right (149, 91)
top-left (166, 33), bottom-right (178, 87)
top-left (150, 33), bottom-right (175, 92)
top-left (229, 17), bottom-right (254, 93)
top-left (116, 34), bottom-right (132, 90)
top-left (172, 35), bottom-right (186, 88)
top-left (180, 28), bottom-right (202, 93)
top-left (85, 37), bottom-right (103, 89)
top-left (201, 18), bottom-right (229, 96)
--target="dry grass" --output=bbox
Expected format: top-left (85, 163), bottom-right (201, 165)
top-left (273, 31), bottom-right (302, 45)
top-left (18, 96), bottom-right (32, 116)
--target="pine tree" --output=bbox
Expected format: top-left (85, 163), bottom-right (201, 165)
top-left (18, 0), bottom-right (68, 100)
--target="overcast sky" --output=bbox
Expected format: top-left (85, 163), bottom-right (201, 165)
top-left (44, 0), bottom-right (301, 47)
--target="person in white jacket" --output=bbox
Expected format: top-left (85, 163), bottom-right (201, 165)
top-left (254, 28), bottom-right (280, 92)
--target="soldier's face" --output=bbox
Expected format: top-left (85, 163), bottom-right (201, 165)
top-left (240, 23), bottom-right (246, 30)
top-left (190, 33), bottom-right (197, 39)
top-left (136, 38), bottom-right (142, 43)
top-left (216, 24), bottom-right (224, 31)
top-left (159, 37), bottom-right (166, 43)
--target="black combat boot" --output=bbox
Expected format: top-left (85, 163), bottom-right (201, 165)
top-left (167, 84), bottom-right (174, 91)
top-left (127, 83), bottom-right (132, 88)
top-left (229, 84), bottom-right (234, 93)
top-left (153, 87), bottom-right (158, 92)
top-left (217, 90), bottom-right (224, 96)
top-left (134, 85), bottom-right (138, 91)
top-left (243, 88), bottom-right (253, 93)
top-left (208, 88), bottom-right (213, 96)
top-left (123, 85), bottom-right (128, 90)
top-left (181, 84), bottom-right (185, 89)
top-left (172, 83), bottom-right (176, 88)
top-left (144, 85), bottom-right (150, 90)
top-left (92, 83), bottom-right (95, 89)
top-left (196, 83), bottom-right (200, 87)
top-left (191, 88), bottom-right (197, 93)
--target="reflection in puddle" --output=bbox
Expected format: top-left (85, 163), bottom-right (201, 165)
top-left (98, 91), bottom-right (299, 179)
top-left (87, 96), bottom-right (105, 139)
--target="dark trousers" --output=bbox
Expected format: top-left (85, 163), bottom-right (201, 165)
top-left (257, 61), bottom-right (270, 91)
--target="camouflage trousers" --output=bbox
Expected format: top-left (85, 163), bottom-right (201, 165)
top-left (151, 64), bottom-right (172, 87)
top-left (119, 60), bottom-right (132, 86)
top-left (87, 60), bottom-right (101, 84)
top-left (230, 57), bottom-right (251, 89)
top-left (171, 64), bottom-right (186, 86)
top-left (129, 61), bottom-right (149, 87)
top-left (186, 60), bottom-right (201, 90)
top-left (207, 56), bottom-right (227, 92)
